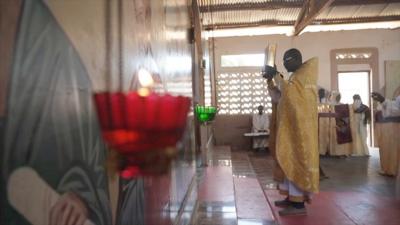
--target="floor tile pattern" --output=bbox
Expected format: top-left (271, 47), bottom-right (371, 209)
top-left (193, 147), bottom-right (399, 225)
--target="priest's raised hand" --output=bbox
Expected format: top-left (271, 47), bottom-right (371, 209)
top-left (262, 65), bottom-right (278, 80)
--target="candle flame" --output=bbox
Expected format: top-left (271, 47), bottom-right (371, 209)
top-left (138, 68), bottom-right (154, 88)
top-left (137, 68), bottom-right (154, 97)
top-left (138, 87), bottom-right (151, 97)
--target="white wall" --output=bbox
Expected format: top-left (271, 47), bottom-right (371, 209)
top-left (213, 29), bottom-right (400, 90)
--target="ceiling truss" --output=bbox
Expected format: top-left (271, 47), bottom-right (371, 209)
top-left (203, 15), bottom-right (400, 30)
top-left (199, 0), bottom-right (400, 13)
top-left (199, 0), bottom-right (400, 35)
top-left (294, 0), bottom-right (335, 35)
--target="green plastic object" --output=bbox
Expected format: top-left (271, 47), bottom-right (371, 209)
top-left (195, 105), bottom-right (218, 123)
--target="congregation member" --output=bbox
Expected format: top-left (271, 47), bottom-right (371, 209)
top-left (372, 92), bottom-right (400, 118)
top-left (350, 94), bottom-right (370, 156)
top-left (372, 92), bottom-right (400, 178)
top-left (252, 105), bottom-right (270, 151)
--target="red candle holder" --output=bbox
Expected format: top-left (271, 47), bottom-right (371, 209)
top-left (93, 91), bottom-right (191, 178)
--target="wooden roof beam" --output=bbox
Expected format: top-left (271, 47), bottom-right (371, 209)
top-left (333, 0), bottom-right (400, 6)
top-left (199, 2), bottom-right (302, 13)
top-left (199, 0), bottom-right (400, 13)
top-left (203, 15), bottom-right (400, 30)
top-left (293, 0), bottom-right (334, 35)
top-left (203, 20), bottom-right (293, 30)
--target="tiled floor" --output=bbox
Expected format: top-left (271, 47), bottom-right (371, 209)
top-left (194, 146), bottom-right (275, 225)
top-left (194, 146), bottom-right (238, 225)
top-left (193, 146), bottom-right (400, 225)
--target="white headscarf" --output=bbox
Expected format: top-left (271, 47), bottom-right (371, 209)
top-left (396, 95), bottom-right (400, 108)
top-left (353, 99), bottom-right (362, 110)
top-left (329, 91), bottom-right (340, 105)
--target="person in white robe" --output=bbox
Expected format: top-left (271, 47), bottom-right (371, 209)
top-left (252, 105), bottom-right (270, 150)
top-left (372, 92), bottom-right (400, 199)
top-left (372, 93), bottom-right (400, 118)
top-left (327, 91), bottom-right (352, 156)
top-left (351, 94), bottom-right (370, 156)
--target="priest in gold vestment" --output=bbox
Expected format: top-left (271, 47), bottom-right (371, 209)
top-left (263, 48), bottom-right (319, 216)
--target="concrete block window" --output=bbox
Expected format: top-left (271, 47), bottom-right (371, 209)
top-left (217, 54), bottom-right (271, 115)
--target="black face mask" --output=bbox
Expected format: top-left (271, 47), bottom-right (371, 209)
top-left (283, 49), bottom-right (302, 72)
top-left (318, 89), bottom-right (325, 99)
top-left (283, 56), bottom-right (302, 72)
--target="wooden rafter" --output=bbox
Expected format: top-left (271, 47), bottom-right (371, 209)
top-left (199, 1), bottom-right (301, 13)
top-left (332, 0), bottom-right (400, 5)
top-left (293, 0), bottom-right (335, 35)
top-left (203, 20), bottom-right (292, 30)
top-left (202, 15), bottom-right (400, 30)
top-left (198, 0), bottom-right (400, 13)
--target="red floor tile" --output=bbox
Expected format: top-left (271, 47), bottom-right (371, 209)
top-left (324, 191), bottom-right (400, 225)
top-left (198, 166), bottom-right (235, 202)
top-left (234, 177), bottom-right (275, 222)
top-left (263, 190), bottom-right (357, 225)
top-left (263, 189), bottom-right (400, 225)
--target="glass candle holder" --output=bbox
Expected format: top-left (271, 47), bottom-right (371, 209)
top-left (93, 91), bottom-right (191, 178)
top-left (195, 105), bottom-right (218, 123)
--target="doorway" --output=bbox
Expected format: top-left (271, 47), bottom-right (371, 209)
top-left (337, 71), bottom-right (372, 145)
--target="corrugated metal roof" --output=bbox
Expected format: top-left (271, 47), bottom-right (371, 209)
top-left (381, 3), bottom-right (400, 16)
top-left (198, 0), bottom-right (400, 29)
